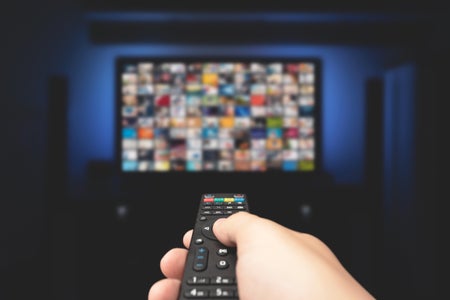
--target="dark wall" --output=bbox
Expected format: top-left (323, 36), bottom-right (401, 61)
top-left (1, 1), bottom-right (445, 299)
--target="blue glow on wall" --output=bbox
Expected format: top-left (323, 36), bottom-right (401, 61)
top-left (383, 64), bottom-right (417, 219)
top-left (85, 12), bottom-right (417, 23)
top-left (66, 46), bottom-right (398, 193)
top-left (42, 12), bottom-right (403, 196)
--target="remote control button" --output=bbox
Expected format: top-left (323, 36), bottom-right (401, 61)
top-left (194, 238), bottom-right (204, 245)
top-left (217, 248), bottom-right (228, 256)
top-left (199, 216), bottom-right (207, 221)
top-left (203, 198), bottom-right (214, 203)
top-left (201, 224), bottom-right (218, 240)
top-left (185, 288), bottom-right (209, 298)
top-left (193, 262), bottom-right (207, 271)
top-left (193, 247), bottom-right (208, 271)
top-left (224, 198), bottom-right (234, 203)
top-left (210, 287), bottom-right (235, 297)
top-left (187, 276), bottom-right (210, 285)
top-left (212, 276), bottom-right (234, 284)
top-left (216, 260), bottom-right (229, 269)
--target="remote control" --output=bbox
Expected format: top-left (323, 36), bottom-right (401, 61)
top-left (178, 193), bottom-right (249, 299)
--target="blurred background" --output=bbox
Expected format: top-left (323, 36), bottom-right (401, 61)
top-left (1, 0), bottom-right (445, 299)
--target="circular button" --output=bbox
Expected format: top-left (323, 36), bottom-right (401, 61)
top-left (216, 260), bottom-right (229, 269)
top-left (194, 238), bottom-right (204, 245)
top-left (201, 221), bottom-right (218, 240)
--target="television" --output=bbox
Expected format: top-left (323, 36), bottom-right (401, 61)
top-left (116, 57), bottom-right (321, 176)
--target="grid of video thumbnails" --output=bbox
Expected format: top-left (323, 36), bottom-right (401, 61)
top-left (121, 61), bottom-right (316, 172)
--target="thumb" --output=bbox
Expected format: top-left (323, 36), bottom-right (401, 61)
top-left (212, 211), bottom-right (258, 247)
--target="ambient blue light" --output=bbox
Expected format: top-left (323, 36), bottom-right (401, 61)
top-left (52, 12), bottom-right (405, 191)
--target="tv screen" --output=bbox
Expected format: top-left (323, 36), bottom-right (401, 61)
top-left (117, 58), bottom-right (321, 173)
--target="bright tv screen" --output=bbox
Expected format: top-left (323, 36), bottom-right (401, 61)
top-left (117, 58), bottom-right (320, 172)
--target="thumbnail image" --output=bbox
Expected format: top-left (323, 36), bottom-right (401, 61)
top-left (251, 149), bottom-right (266, 160)
top-left (186, 128), bottom-right (201, 138)
top-left (187, 139), bottom-right (202, 149)
top-left (251, 139), bottom-right (266, 149)
top-left (122, 84), bottom-right (137, 96)
top-left (219, 63), bottom-right (234, 73)
top-left (154, 160), bottom-right (170, 171)
top-left (218, 160), bottom-right (234, 171)
top-left (171, 160), bottom-right (186, 171)
top-left (122, 106), bottom-right (138, 117)
top-left (267, 63), bottom-right (283, 74)
top-left (138, 128), bottom-right (153, 139)
top-left (138, 63), bottom-right (153, 74)
top-left (138, 149), bottom-right (153, 160)
top-left (122, 73), bottom-right (137, 85)
top-left (122, 139), bottom-right (137, 149)
top-left (122, 117), bottom-right (137, 127)
top-left (187, 150), bottom-right (202, 161)
top-left (219, 149), bottom-right (234, 160)
top-left (122, 150), bottom-right (137, 160)
top-left (123, 95), bottom-right (138, 105)
top-left (251, 160), bottom-right (266, 171)
top-left (138, 161), bottom-right (153, 171)
top-left (169, 128), bottom-right (186, 138)
top-left (203, 161), bottom-right (217, 171)
top-left (250, 84), bottom-right (266, 94)
top-left (203, 138), bottom-right (219, 150)
top-left (138, 139), bottom-right (153, 149)
top-left (234, 160), bottom-right (251, 171)
top-left (219, 138), bottom-right (234, 149)
top-left (137, 84), bottom-right (154, 95)
top-left (122, 161), bottom-right (138, 171)
top-left (186, 160), bottom-right (202, 171)
top-left (154, 138), bottom-right (169, 150)
top-left (154, 117), bottom-right (170, 128)
top-left (186, 117), bottom-right (202, 128)
top-left (170, 118), bottom-right (186, 128)
top-left (250, 63), bottom-right (266, 73)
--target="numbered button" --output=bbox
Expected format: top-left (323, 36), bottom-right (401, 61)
top-left (187, 276), bottom-right (210, 285)
top-left (211, 287), bottom-right (235, 298)
top-left (185, 288), bottom-right (208, 298)
top-left (212, 276), bottom-right (234, 284)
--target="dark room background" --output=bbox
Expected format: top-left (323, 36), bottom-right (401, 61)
top-left (1, 0), bottom-right (445, 299)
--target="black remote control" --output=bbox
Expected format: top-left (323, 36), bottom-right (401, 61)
top-left (178, 193), bottom-right (249, 299)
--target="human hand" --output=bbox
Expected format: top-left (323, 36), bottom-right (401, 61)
top-left (148, 212), bottom-right (375, 300)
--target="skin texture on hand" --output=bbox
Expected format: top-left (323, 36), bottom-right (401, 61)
top-left (148, 212), bottom-right (376, 300)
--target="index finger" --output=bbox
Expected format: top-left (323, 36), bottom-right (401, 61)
top-left (183, 229), bottom-right (193, 248)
